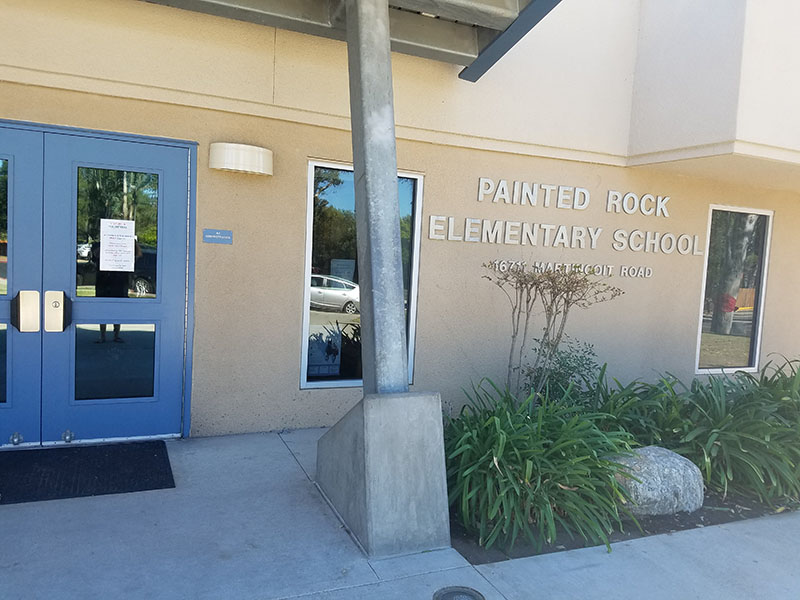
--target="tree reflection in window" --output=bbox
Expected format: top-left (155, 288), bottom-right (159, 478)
top-left (76, 168), bottom-right (158, 298)
top-left (307, 166), bottom-right (416, 383)
top-left (698, 209), bottom-right (769, 369)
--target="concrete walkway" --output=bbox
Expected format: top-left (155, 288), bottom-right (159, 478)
top-left (1, 429), bottom-right (798, 599)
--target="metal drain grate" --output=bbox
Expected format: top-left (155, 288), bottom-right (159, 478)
top-left (433, 586), bottom-right (486, 600)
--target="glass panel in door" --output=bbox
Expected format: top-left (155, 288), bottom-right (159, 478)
top-left (76, 168), bottom-right (158, 299)
top-left (75, 323), bottom-right (156, 400)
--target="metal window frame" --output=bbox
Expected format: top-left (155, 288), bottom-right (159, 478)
top-left (694, 204), bottom-right (774, 375)
top-left (300, 158), bottom-right (424, 389)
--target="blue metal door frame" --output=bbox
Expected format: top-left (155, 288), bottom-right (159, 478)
top-left (0, 119), bottom-right (197, 445)
top-left (0, 127), bottom-right (44, 447)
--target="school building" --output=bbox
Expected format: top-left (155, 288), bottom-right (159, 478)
top-left (2, 0), bottom-right (800, 554)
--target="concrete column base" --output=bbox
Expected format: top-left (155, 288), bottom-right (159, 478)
top-left (315, 392), bottom-right (451, 558)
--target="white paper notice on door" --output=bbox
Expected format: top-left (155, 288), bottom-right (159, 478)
top-left (99, 218), bottom-right (136, 272)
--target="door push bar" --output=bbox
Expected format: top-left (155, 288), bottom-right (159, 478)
top-left (10, 290), bottom-right (72, 333)
top-left (44, 291), bottom-right (72, 333)
top-left (11, 290), bottom-right (40, 332)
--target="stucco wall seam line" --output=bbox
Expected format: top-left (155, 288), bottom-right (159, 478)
top-left (1, 66), bottom-right (628, 167)
top-left (623, 0), bottom-right (644, 158)
top-left (731, 140), bottom-right (800, 163)
top-left (733, 0), bottom-right (751, 149)
top-left (272, 28), bottom-right (278, 106)
top-left (628, 139), bottom-right (800, 168)
top-left (393, 125), bottom-right (628, 166)
top-left (627, 142), bottom-right (739, 166)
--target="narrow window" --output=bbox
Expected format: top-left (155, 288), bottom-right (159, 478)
top-left (697, 207), bottom-right (771, 371)
top-left (301, 162), bottom-right (422, 388)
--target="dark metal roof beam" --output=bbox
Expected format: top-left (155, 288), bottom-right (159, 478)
top-left (144, 0), bottom-right (483, 64)
top-left (389, 0), bottom-right (523, 30)
top-left (144, 0), bottom-right (339, 34)
top-left (389, 10), bottom-right (483, 64)
top-left (459, 0), bottom-right (562, 82)
top-left (142, 0), bottom-right (559, 81)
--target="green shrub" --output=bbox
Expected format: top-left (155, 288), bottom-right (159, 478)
top-left (445, 380), bottom-right (636, 551)
top-left (674, 372), bottom-right (800, 504)
top-left (587, 368), bottom-right (687, 448)
top-left (447, 361), bottom-right (800, 553)
top-left (522, 336), bottom-right (600, 402)
top-left (743, 358), bottom-right (800, 426)
top-left (587, 363), bottom-right (800, 503)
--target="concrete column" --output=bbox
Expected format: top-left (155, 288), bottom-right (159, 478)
top-left (316, 392), bottom-right (451, 557)
top-left (345, 0), bottom-right (408, 395)
top-left (315, 0), bottom-right (451, 558)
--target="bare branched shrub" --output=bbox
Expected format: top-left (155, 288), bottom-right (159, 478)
top-left (483, 263), bottom-right (623, 397)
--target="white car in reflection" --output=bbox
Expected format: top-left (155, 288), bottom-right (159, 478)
top-left (76, 242), bottom-right (92, 259)
top-left (310, 275), bottom-right (360, 314)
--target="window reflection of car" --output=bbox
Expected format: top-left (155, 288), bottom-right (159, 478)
top-left (132, 245), bottom-right (157, 296)
top-left (76, 242), bottom-right (92, 259)
top-left (310, 275), bottom-right (360, 314)
top-left (76, 243), bottom-right (157, 297)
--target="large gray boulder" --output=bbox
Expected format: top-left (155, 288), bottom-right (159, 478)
top-left (614, 446), bottom-right (704, 516)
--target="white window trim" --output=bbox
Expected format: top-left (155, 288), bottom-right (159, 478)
top-left (694, 204), bottom-right (773, 375)
top-left (300, 159), bottom-right (424, 389)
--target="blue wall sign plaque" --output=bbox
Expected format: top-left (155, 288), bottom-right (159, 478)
top-left (202, 229), bottom-right (233, 245)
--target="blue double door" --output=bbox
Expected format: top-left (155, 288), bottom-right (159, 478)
top-left (0, 124), bottom-right (191, 446)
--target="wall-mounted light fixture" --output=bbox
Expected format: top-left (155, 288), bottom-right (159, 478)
top-left (209, 142), bottom-right (273, 176)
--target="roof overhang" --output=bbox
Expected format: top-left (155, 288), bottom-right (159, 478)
top-left (141, 0), bottom-right (563, 81)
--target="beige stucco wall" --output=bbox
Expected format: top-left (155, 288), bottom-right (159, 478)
top-left (413, 145), bottom-right (800, 409)
top-left (4, 0), bottom-right (800, 435)
top-left (4, 81), bottom-right (800, 435)
top-left (0, 0), bottom-right (639, 164)
top-left (737, 0), bottom-right (800, 158)
top-left (1, 82), bottom-right (361, 434)
top-left (628, 0), bottom-right (800, 168)
top-left (628, 0), bottom-right (747, 161)
top-left (7, 0), bottom-right (800, 171)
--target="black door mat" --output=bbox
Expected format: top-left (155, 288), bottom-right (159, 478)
top-left (0, 440), bottom-right (175, 505)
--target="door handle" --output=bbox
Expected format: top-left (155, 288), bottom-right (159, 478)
top-left (44, 291), bottom-right (72, 333)
top-left (11, 290), bottom-right (41, 332)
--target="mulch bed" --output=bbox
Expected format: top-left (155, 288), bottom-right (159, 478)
top-left (450, 492), bottom-right (798, 565)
